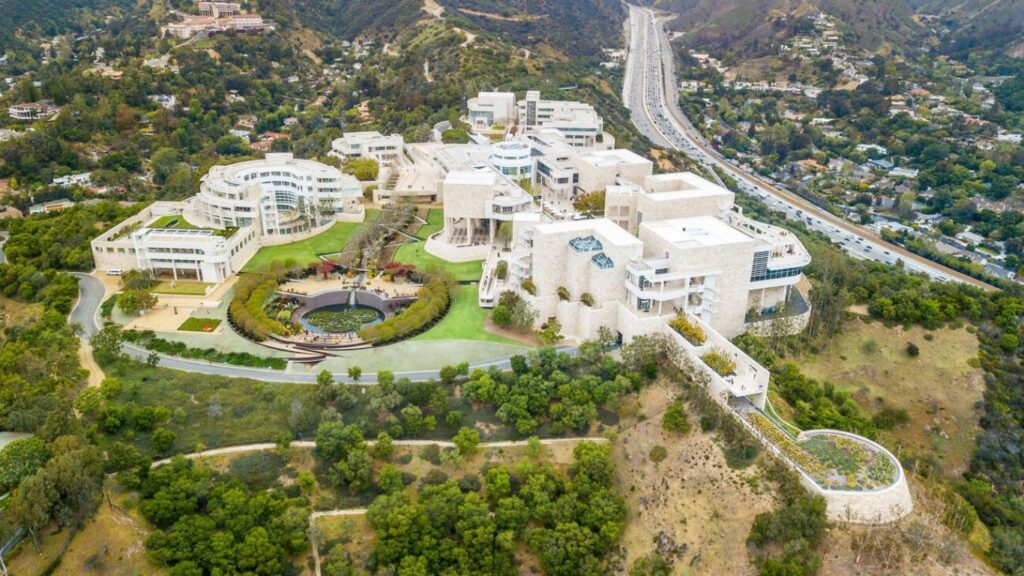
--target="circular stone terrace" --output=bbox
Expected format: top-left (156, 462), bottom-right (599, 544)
top-left (746, 411), bottom-right (913, 523)
top-left (265, 278), bottom-right (421, 352)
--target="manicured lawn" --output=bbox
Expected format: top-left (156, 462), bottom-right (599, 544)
top-left (178, 317), bottom-right (222, 332)
top-left (390, 208), bottom-right (482, 281)
top-left (391, 241), bottom-right (483, 282)
top-left (415, 208), bottom-right (444, 239)
top-left (415, 284), bottom-right (519, 344)
top-left (153, 280), bottom-right (212, 295)
top-left (241, 209), bottom-right (381, 273)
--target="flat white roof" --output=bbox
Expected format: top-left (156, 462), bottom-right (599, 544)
top-left (445, 169), bottom-right (496, 187)
top-left (577, 149), bottom-right (651, 168)
top-left (536, 217), bottom-right (642, 247)
top-left (643, 216), bottom-right (753, 249)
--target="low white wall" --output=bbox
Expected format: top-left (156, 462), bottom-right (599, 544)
top-left (745, 305), bottom-right (812, 337)
top-left (424, 234), bottom-right (490, 263)
top-left (737, 416), bottom-right (914, 524)
top-left (259, 211), bottom-right (366, 248)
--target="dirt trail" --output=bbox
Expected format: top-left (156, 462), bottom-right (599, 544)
top-left (78, 341), bottom-right (106, 388)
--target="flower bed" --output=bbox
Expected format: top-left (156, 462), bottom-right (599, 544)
top-left (701, 349), bottom-right (736, 376)
top-left (669, 314), bottom-right (706, 345)
top-left (748, 413), bottom-right (898, 490)
top-left (178, 317), bottom-right (222, 332)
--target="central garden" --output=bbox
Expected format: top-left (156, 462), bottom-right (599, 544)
top-left (299, 304), bottom-right (384, 334)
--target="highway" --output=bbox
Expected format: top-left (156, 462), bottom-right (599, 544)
top-left (624, 5), bottom-right (996, 291)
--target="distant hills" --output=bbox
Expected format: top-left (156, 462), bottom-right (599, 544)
top-left (643, 0), bottom-right (1024, 59)
top-left (0, 0), bottom-right (134, 51)
top-left (438, 0), bottom-right (625, 59)
top-left (906, 0), bottom-right (1024, 58)
top-left (643, 0), bottom-right (922, 57)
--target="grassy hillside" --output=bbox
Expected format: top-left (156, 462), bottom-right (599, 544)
top-left (646, 0), bottom-right (922, 57)
top-left (439, 0), bottom-right (625, 59)
top-left (256, 0), bottom-right (427, 39)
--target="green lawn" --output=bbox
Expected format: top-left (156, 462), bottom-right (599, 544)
top-left (178, 317), bottom-right (222, 332)
top-left (415, 284), bottom-right (519, 344)
top-left (415, 208), bottom-right (444, 239)
top-left (153, 280), bottom-right (212, 295)
top-left (241, 209), bottom-right (381, 273)
top-left (392, 241), bottom-right (483, 282)
top-left (390, 208), bottom-right (482, 281)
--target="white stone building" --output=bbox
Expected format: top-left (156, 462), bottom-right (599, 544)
top-left (467, 92), bottom-right (517, 127)
top-left (330, 131), bottom-right (404, 167)
top-left (486, 171), bottom-right (811, 343)
top-left (190, 153), bottom-right (363, 239)
top-left (91, 202), bottom-right (259, 282)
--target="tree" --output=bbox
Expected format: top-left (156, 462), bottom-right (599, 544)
top-left (90, 325), bottom-right (124, 364)
top-left (374, 431), bottom-right (394, 460)
top-left (117, 288), bottom-right (157, 315)
top-left (536, 317), bottom-right (563, 346)
top-left (0, 437), bottom-right (50, 493)
top-left (348, 365), bottom-right (362, 381)
top-left (453, 427), bottom-right (481, 457)
top-left (343, 158), bottom-right (379, 181)
top-left (630, 552), bottom-right (673, 576)
top-left (441, 128), bottom-right (469, 143)
top-left (150, 147), bottom-right (181, 184)
top-left (661, 400), bottom-right (691, 434)
top-left (152, 428), bottom-right (177, 454)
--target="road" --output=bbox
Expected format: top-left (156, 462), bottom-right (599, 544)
top-left (624, 5), bottom-right (996, 291)
top-left (70, 273), bottom-right (574, 385)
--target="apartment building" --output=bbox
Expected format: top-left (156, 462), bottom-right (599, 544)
top-left (197, 1), bottom-right (241, 17)
top-left (191, 153), bottom-right (363, 239)
top-left (330, 131), bottom-right (404, 167)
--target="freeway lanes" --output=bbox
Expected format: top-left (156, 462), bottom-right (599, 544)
top-left (624, 5), bottom-right (996, 291)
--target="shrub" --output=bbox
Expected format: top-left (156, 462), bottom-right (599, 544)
top-left (580, 292), bottom-right (595, 307)
top-left (359, 271), bottom-right (454, 344)
top-left (669, 314), bottom-right (706, 345)
top-left (701, 349), bottom-right (736, 376)
top-left (906, 342), bottom-right (920, 357)
top-left (556, 286), bottom-right (570, 301)
top-left (229, 274), bottom-right (288, 341)
top-left (492, 305), bottom-right (512, 326)
top-left (521, 278), bottom-right (537, 296)
top-left (649, 445), bottom-right (668, 463)
top-left (661, 400), bottom-right (691, 434)
top-left (494, 260), bottom-right (508, 280)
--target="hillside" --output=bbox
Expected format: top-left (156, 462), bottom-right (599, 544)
top-left (645, 0), bottom-right (922, 57)
top-left (255, 0), bottom-right (428, 40)
top-left (906, 0), bottom-right (1024, 57)
top-left (438, 0), bottom-right (625, 59)
top-left (0, 0), bottom-right (135, 51)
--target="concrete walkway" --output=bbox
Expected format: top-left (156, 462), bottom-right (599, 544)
top-left (72, 272), bottom-right (571, 385)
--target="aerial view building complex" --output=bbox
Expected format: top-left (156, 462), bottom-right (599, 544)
top-left (91, 154), bottom-right (363, 281)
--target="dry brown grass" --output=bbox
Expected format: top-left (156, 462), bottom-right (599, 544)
top-left (799, 318), bottom-right (984, 479)
top-left (611, 385), bottom-right (773, 575)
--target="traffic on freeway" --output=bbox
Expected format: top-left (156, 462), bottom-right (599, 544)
top-left (623, 5), bottom-right (996, 290)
